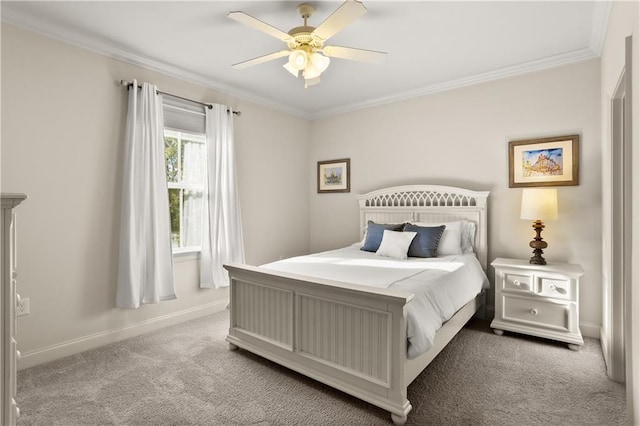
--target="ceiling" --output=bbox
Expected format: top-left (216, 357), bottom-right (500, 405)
top-left (1, 1), bottom-right (610, 119)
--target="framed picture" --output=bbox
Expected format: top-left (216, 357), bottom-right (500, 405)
top-left (509, 135), bottom-right (579, 188)
top-left (317, 158), bottom-right (350, 193)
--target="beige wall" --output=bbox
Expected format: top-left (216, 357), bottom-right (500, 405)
top-left (0, 21), bottom-right (610, 369)
top-left (599, 1), bottom-right (640, 422)
top-left (309, 60), bottom-right (602, 335)
top-left (1, 24), bottom-right (310, 367)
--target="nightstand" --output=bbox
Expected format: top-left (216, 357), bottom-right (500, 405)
top-left (490, 258), bottom-right (584, 350)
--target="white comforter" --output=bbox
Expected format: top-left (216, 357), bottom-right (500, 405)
top-left (262, 244), bottom-right (489, 359)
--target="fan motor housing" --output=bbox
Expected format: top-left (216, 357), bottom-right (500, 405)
top-left (287, 3), bottom-right (324, 49)
top-left (287, 26), bottom-right (323, 49)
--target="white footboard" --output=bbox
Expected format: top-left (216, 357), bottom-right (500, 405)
top-left (225, 263), bottom-right (415, 420)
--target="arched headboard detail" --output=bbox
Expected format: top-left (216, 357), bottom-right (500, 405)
top-left (357, 185), bottom-right (490, 270)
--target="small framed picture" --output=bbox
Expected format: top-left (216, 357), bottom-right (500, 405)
top-left (317, 158), bottom-right (350, 193)
top-left (509, 135), bottom-right (579, 188)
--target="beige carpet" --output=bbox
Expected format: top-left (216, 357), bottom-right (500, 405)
top-left (17, 310), bottom-right (625, 425)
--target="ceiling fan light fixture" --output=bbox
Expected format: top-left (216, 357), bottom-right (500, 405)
top-left (288, 50), bottom-right (308, 70)
top-left (310, 52), bottom-right (330, 72)
top-left (229, 0), bottom-right (387, 88)
top-left (283, 62), bottom-right (300, 77)
top-left (304, 76), bottom-right (321, 89)
top-left (303, 64), bottom-right (322, 80)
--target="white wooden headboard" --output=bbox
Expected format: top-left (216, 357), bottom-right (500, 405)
top-left (357, 185), bottom-right (490, 270)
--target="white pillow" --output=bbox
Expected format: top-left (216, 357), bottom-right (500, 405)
top-left (461, 221), bottom-right (476, 254)
top-left (376, 230), bottom-right (417, 260)
top-left (413, 220), bottom-right (475, 255)
top-left (436, 221), bottom-right (463, 255)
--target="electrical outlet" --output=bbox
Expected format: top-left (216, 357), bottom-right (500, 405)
top-left (16, 297), bottom-right (29, 316)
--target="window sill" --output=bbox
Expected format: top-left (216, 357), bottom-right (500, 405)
top-left (172, 249), bottom-right (201, 262)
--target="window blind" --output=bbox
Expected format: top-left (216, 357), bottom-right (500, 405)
top-left (162, 96), bottom-right (206, 134)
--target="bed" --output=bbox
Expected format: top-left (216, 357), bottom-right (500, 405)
top-left (225, 185), bottom-right (489, 424)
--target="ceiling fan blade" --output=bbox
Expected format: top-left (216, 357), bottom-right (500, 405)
top-left (323, 46), bottom-right (387, 64)
top-left (228, 11), bottom-right (292, 41)
top-left (232, 51), bottom-right (291, 69)
top-left (312, 1), bottom-right (367, 41)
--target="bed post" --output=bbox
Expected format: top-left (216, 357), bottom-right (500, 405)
top-left (388, 301), bottom-right (411, 425)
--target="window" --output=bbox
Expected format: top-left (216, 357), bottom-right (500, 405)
top-left (164, 129), bottom-right (206, 252)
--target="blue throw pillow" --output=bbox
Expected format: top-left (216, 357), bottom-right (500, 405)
top-left (403, 224), bottom-right (446, 258)
top-left (361, 221), bottom-right (405, 252)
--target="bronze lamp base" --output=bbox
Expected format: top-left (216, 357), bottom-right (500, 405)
top-left (529, 220), bottom-right (547, 265)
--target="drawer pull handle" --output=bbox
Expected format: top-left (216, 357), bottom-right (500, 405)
top-left (530, 309), bottom-right (538, 316)
top-left (513, 280), bottom-right (521, 287)
top-left (548, 285), bottom-right (567, 295)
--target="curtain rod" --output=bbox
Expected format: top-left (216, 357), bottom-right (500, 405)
top-left (120, 80), bottom-right (241, 116)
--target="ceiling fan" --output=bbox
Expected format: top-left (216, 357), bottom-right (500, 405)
top-left (228, 0), bottom-right (387, 88)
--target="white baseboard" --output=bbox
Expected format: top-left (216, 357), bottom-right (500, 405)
top-left (600, 326), bottom-right (611, 376)
top-left (18, 300), bottom-right (227, 370)
top-left (18, 301), bottom-right (600, 370)
top-left (580, 321), bottom-right (600, 339)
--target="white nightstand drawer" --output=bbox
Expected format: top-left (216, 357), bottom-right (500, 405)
top-left (538, 277), bottom-right (571, 300)
top-left (502, 295), bottom-right (570, 332)
top-left (503, 273), bottom-right (532, 292)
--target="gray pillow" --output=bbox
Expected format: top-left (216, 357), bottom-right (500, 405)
top-left (361, 221), bottom-right (405, 252)
top-left (403, 223), bottom-right (446, 258)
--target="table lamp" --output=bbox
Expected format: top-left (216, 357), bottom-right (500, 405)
top-left (521, 188), bottom-right (558, 265)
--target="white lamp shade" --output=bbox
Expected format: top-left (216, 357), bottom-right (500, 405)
top-left (521, 188), bottom-right (558, 220)
top-left (310, 52), bottom-right (330, 72)
top-left (288, 50), bottom-right (308, 70)
top-left (282, 62), bottom-right (299, 77)
top-left (303, 64), bottom-right (322, 80)
top-left (283, 51), bottom-right (331, 85)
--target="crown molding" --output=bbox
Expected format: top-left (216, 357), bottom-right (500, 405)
top-left (1, 9), bottom-right (312, 121)
top-left (589, 0), bottom-right (612, 56)
top-left (2, 2), bottom-right (610, 122)
top-left (310, 48), bottom-right (599, 120)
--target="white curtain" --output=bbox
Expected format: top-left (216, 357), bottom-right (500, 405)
top-left (117, 80), bottom-right (176, 308)
top-left (200, 104), bottom-right (245, 289)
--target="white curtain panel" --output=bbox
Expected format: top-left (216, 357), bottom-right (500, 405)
top-left (117, 80), bottom-right (176, 308)
top-left (200, 104), bottom-right (245, 289)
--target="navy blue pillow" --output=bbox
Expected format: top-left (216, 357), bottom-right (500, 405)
top-left (361, 221), bottom-right (405, 252)
top-left (403, 224), bottom-right (446, 258)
